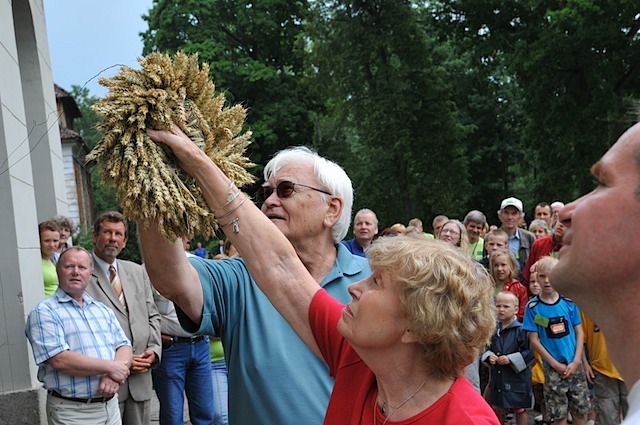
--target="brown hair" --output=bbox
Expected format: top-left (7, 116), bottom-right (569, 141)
top-left (93, 211), bottom-right (128, 237)
top-left (39, 220), bottom-right (60, 235)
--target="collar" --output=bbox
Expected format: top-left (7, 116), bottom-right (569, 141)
top-left (54, 287), bottom-right (95, 307)
top-left (320, 243), bottom-right (369, 287)
top-left (93, 252), bottom-right (117, 279)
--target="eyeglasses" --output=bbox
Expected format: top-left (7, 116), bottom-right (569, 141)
top-left (440, 228), bottom-right (460, 237)
top-left (255, 180), bottom-right (332, 204)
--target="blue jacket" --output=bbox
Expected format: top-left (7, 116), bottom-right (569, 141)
top-left (482, 320), bottom-right (534, 409)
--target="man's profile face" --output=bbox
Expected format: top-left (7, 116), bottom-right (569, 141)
top-left (92, 220), bottom-right (127, 263)
top-left (499, 206), bottom-right (522, 231)
top-left (552, 122), bottom-right (640, 300)
top-left (534, 205), bottom-right (552, 225)
top-left (353, 212), bottom-right (378, 244)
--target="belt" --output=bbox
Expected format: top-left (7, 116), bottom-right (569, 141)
top-left (48, 390), bottom-right (114, 404)
top-left (161, 334), bottom-right (205, 348)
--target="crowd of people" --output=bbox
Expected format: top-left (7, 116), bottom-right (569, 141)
top-left (24, 120), bottom-right (640, 425)
top-left (343, 198), bottom-right (627, 425)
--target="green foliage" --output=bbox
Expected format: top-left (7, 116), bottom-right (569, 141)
top-left (141, 0), bottom-right (314, 169)
top-left (70, 86), bottom-right (102, 149)
top-left (306, 0), bottom-right (473, 227)
top-left (429, 0), bottom-right (640, 216)
top-left (69, 0), bottom-right (640, 235)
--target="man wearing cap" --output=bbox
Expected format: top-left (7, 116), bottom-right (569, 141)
top-left (498, 197), bottom-right (536, 279)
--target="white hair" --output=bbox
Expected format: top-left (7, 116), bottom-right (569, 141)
top-left (263, 147), bottom-right (353, 243)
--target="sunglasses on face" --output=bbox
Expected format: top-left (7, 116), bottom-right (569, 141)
top-left (255, 180), bottom-right (332, 204)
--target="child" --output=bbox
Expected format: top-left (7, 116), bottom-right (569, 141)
top-left (479, 229), bottom-right (509, 272)
top-left (523, 256), bottom-right (590, 425)
top-left (529, 265), bottom-right (550, 424)
top-left (490, 249), bottom-right (528, 320)
top-left (482, 291), bottom-right (533, 425)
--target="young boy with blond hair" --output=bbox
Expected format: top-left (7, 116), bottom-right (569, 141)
top-left (483, 291), bottom-right (533, 425)
top-left (523, 256), bottom-right (590, 425)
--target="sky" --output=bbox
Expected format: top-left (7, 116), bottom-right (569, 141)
top-left (44, 0), bottom-right (154, 98)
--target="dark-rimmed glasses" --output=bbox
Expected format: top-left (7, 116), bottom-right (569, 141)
top-left (255, 180), bottom-right (332, 204)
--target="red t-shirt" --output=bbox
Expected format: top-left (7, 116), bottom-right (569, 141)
top-left (522, 235), bottom-right (563, 284)
top-left (502, 278), bottom-right (529, 319)
top-left (309, 290), bottom-right (500, 425)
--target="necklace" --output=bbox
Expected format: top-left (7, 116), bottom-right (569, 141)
top-left (374, 376), bottom-right (429, 425)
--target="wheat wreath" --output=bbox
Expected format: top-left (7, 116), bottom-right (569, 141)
top-left (86, 51), bottom-right (255, 242)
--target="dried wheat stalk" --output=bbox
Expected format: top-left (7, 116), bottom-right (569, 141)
top-left (86, 51), bottom-right (255, 242)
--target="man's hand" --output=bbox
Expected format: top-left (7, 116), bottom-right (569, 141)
top-left (108, 360), bottom-right (131, 383)
top-left (98, 375), bottom-right (120, 397)
top-left (131, 350), bottom-right (157, 374)
top-left (147, 126), bottom-right (206, 176)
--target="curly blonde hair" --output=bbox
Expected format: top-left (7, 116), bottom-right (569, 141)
top-left (367, 236), bottom-right (495, 379)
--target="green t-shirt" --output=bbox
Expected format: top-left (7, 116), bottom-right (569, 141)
top-left (42, 258), bottom-right (58, 296)
top-left (209, 338), bottom-right (225, 362)
top-left (469, 237), bottom-right (485, 261)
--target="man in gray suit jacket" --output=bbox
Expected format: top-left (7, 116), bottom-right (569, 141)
top-left (86, 211), bottom-right (162, 425)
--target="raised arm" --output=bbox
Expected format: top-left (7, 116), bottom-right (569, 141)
top-left (139, 218), bottom-right (204, 324)
top-left (146, 127), bottom-right (321, 353)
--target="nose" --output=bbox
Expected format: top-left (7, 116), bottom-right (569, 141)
top-left (347, 280), bottom-right (364, 299)
top-left (262, 188), bottom-right (281, 210)
top-left (558, 201), bottom-right (575, 228)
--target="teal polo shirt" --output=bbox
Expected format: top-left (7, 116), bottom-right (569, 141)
top-left (177, 244), bottom-right (370, 425)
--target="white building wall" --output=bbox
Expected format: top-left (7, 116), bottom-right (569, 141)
top-left (0, 0), bottom-right (67, 422)
top-left (62, 143), bottom-right (80, 224)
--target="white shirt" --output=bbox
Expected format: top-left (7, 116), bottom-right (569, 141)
top-left (93, 253), bottom-right (117, 280)
top-left (623, 380), bottom-right (640, 424)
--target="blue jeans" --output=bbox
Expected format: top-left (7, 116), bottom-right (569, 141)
top-left (211, 359), bottom-right (229, 425)
top-left (152, 337), bottom-right (214, 425)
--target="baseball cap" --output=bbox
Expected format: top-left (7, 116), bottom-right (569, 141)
top-left (500, 197), bottom-right (523, 213)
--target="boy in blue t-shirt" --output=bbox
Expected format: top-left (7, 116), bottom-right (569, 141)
top-left (523, 256), bottom-right (590, 425)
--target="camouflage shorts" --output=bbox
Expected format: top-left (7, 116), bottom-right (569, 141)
top-left (543, 364), bottom-right (591, 420)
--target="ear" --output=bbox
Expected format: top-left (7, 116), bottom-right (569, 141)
top-left (323, 196), bottom-right (343, 228)
top-left (401, 328), bottom-right (420, 344)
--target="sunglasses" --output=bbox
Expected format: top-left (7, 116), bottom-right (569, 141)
top-left (255, 180), bottom-right (332, 204)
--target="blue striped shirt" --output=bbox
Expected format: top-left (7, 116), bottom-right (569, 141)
top-left (25, 288), bottom-right (131, 398)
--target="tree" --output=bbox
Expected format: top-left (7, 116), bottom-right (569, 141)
top-left (306, 0), bottom-right (471, 226)
top-left (141, 0), bottom-right (315, 172)
top-left (430, 0), bottom-right (640, 206)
